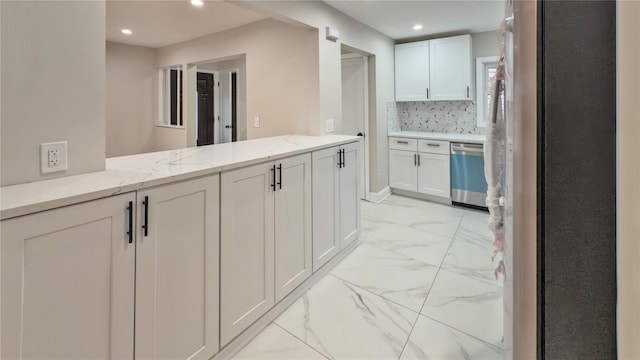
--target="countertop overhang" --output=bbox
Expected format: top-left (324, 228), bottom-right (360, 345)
top-left (1, 135), bottom-right (360, 220)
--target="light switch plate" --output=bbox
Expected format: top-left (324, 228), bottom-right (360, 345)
top-left (41, 141), bottom-right (68, 174)
top-left (254, 116), bottom-right (260, 128)
top-left (325, 119), bottom-right (335, 133)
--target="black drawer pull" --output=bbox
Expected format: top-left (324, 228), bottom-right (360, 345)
top-left (427, 143), bottom-right (441, 147)
top-left (126, 201), bottom-right (133, 244)
top-left (397, 140), bottom-right (409, 145)
top-left (142, 196), bottom-right (149, 237)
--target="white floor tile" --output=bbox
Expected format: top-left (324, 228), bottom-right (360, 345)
top-left (274, 275), bottom-right (419, 360)
top-left (330, 244), bottom-right (440, 312)
top-left (360, 218), bottom-right (452, 267)
top-left (400, 315), bottom-right (503, 360)
top-left (441, 234), bottom-right (504, 287)
top-left (420, 269), bottom-right (504, 348)
top-left (233, 324), bottom-right (327, 360)
top-left (362, 199), bottom-right (463, 239)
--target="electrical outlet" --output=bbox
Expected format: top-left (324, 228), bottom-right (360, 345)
top-left (254, 116), bottom-right (260, 128)
top-left (325, 119), bottom-right (335, 133)
top-left (41, 141), bottom-right (68, 174)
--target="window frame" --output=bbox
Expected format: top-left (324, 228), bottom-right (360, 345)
top-left (476, 56), bottom-right (499, 128)
top-left (157, 65), bottom-right (184, 128)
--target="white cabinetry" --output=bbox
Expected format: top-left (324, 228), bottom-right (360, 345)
top-left (312, 142), bottom-right (361, 272)
top-left (389, 137), bottom-right (451, 199)
top-left (429, 35), bottom-right (473, 100)
top-left (135, 176), bottom-right (220, 360)
top-left (1, 193), bottom-right (136, 360)
top-left (1, 176), bottom-right (220, 360)
top-left (395, 34), bottom-right (472, 101)
top-left (220, 153), bottom-right (312, 346)
top-left (395, 41), bottom-right (429, 101)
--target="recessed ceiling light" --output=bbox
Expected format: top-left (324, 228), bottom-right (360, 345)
top-left (413, 24), bottom-right (423, 31)
top-left (191, 0), bottom-right (204, 7)
top-left (121, 29), bottom-right (133, 35)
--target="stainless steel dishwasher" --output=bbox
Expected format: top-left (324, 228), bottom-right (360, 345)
top-left (450, 142), bottom-right (488, 208)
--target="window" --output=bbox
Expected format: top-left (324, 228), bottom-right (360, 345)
top-left (476, 56), bottom-right (499, 128)
top-left (158, 65), bottom-right (183, 127)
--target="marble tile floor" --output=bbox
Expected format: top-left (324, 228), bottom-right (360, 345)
top-left (233, 195), bottom-right (504, 360)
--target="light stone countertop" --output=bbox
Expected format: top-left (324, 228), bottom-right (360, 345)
top-left (388, 131), bottom-right (485, 144)
top-left (1, 134), bottom-right (360, 220)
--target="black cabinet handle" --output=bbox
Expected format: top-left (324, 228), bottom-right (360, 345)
top-left (417, 154), bottom-right (421, 166)
top-left (341, 149), bottom-right (345, 168)
top-left (337, 149), bottom-right (342, 168)
top-left (467, 86), bottom-right (470, 98)
top-left (142, 196), bottom-right (149, 237)
top-left (277, 164), bottom-right (282, 189)
top-left (126, 201), bottom-right (133, 244)
top-left (414, 153), bottom-right (417, 166)
top-left (271, 165), bottom-right (276, 191)
top-left (426, 88), bottom-right (429, 99)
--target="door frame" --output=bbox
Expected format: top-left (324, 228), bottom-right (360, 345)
top-left (196, 69), bottom-right (220, 144)
top-left (219, 68), bottom-right (240, 144)
top-left (340, 51), bottom-right (370, 201)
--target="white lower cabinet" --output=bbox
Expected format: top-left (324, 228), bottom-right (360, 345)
top-left (417, 152), bottom-right (451, 197)
top-left (1, 175), bottom-right (220, 360)
top-left (312, 142), bottom-right (361, 272)
top-left (135, 176), bottom-right (220, 360)
top-left (1, 193), bottom-right (136, 360)
top-left (221, 153), bottom-right (312, 346)
top-left (389, 149), bottom-right (418, 191)
top-left (389, 138), bottom-right (451, 199)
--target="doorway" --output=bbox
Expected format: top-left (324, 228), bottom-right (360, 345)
top-left (196, 72), bottom-right (215, 146)
top-left (340, 49), bottom-right (370, 200)
top-left (219, 70), bottom-right (238, 143)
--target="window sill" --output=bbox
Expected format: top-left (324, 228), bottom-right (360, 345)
top-left (155, 124), bottom-right (185, 129)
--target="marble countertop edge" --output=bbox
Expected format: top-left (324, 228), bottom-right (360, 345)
top-left (1, 135), bottom-right (360, 220)
top-left (388, 131), bottom-right (485, 143)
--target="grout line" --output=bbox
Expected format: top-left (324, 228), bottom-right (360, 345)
top-left (396, 209), bottom-right (467, 358)
top-left (272, 322), bottom-right (331, 360)
top-left (419, 313), bottom-right (506, 352)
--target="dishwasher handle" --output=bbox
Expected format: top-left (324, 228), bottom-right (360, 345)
top-left (451, 143), bottom-right (484, 155)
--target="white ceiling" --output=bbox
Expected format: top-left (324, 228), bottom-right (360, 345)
top-left (323, 0), bottom-right (504, 41)
top-left (106, 0), bottom-right (504, 48)
top-left (106, 0), bottom-right (267, 48)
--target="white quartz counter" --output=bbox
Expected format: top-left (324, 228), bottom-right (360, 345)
top-left (388, 131), bottom-right (485, 144)
top-left (1, 135), bottom-right (360, 220)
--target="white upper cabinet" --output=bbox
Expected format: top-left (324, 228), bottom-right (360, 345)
top-left (395, 34), bottom-right (472, 102)
top-left (429, 35), bottom-right (473, 100)
top-left (395, 41), bottom-right (430, 101)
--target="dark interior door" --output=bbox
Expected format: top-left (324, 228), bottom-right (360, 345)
top-left (231, 72), bottom-right (237, 142)
top-left (197, 72), bottom-right (215, 146)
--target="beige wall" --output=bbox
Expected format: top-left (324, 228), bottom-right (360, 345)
top-left (105, 42), bottom-right (157, 157)
top-left (617, 1), bottom-right (640, 358)
top-left (0, 1), bottom-right (106, 186)
top-left (156, 18), bottom-right (318, 148)
top-left (238, 0), bottom-right (396, 193)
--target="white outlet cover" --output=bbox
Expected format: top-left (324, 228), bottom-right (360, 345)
top-left (41, 141), bottom-right (68, 174)
top-left (254, 116), bottom-right (260, 128)
top-left (326, 118), bottom-right (335, 133)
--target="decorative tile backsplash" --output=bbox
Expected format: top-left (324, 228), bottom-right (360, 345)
top-left (387, 101), bottom-right (485, 135)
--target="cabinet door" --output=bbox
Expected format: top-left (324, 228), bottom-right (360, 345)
top-left (395, 41), bottom-right (430, 101)
top-left (221, 163), bottom-right (275, 346)
top-left (312, 146), bottom-right (341, 272)
top-left (274, 153), bottom-right (312, 302)
top-left (417, 152), bottom-right (451, 198)
top-left (339, 142), bottom-right (361, 249)
top-left (429, 35), bottom-right (472, 100)
top-left (389, 149), bottom-right (418, 191)
top-left (1, 193), bottom-right (135, 360)
top-left (135, 176), bottom-right (219, 360)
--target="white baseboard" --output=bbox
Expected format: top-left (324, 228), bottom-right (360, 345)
top-left (367, 186), bottom-right (391, 203)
